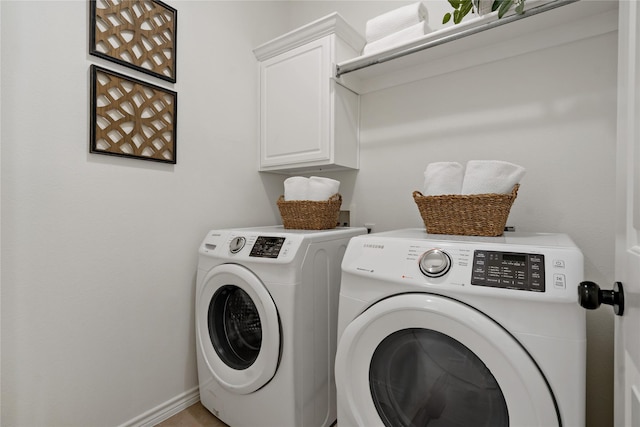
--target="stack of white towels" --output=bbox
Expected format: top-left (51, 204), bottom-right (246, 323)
top-left (422, 161), bottom-right (526, 196)
top-left (363, 2), bottom-right (432, 56)
top-left (284, 176), bottom-right (340, 201)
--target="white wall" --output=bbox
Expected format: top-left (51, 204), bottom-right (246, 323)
top-left (1, 1), bottom-right (618, 426)
top-left (287, 2), bottom-right (617, 427)
top-left (0, 1), bottom-right (289, 426)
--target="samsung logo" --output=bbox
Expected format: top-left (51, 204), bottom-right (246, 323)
top-left (364, 244), bottom-right (384, 249)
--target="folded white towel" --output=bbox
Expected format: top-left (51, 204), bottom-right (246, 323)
top-left (284, 176), bottom-right (340, 201)
top-left (284, 176), bottom-right (309, 201)
top-left (423, 162), bottom-right (464, 196)
top-left (363, 20), bottom-right (431, 56)
top-left (365, 2), bottom-right (428, 43)
top-left (307, 176), bottom-right (340, 201)
top-left (461, 160), bottom-right (525, 195)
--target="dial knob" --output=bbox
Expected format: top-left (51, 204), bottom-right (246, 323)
top-left (419, 249), bottom-right (452, 277)
top-left (229, 236), bottom-right (246, 254)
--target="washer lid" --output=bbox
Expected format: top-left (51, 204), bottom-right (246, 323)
top-left (197, 264), bottom-right (280, 394)
top-left (335, 294), bottom-right (560, 427)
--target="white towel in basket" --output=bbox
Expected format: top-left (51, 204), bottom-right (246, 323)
top-left (307, 176), bottom-right (340, 201)
top-left (284, 176), bottom-right (340, 201)
top-left (423, 162), bottom-right (464, 196)
top-left (461, 160), bottom-right (525, 195)
top-left (284, 176), bottom-right (309, 201)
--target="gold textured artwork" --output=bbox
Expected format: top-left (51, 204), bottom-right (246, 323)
top-left (90, 0), bottom-right (177, 83)
top-left (90, 65), bottom-right (177, 163)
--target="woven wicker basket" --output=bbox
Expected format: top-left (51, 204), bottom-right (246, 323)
top-left (277, 193), bottom-right (342, 230)
top-left (413, 185), bottom-right (519, 236)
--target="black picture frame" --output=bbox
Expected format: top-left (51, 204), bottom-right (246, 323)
top-left (90, 65), bottom-right (178, 164)
top-left (89, 0), bottom-right (177, 83)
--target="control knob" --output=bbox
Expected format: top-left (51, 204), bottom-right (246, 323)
top-left (419, 249), bottom-right (452, 277)
top-left (229, 236), bottom-right (246, 254)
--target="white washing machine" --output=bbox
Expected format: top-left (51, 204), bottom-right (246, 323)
top-left (335, 229), bottom-right (586, 427)
top-left (196, 225), bottom-right (367, 427)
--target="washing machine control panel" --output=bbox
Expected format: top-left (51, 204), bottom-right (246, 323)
top-left (201, 230), bottom-right (304, 262)
top-left (341, 230), bottom-right (584, 302)
top-left (249, 236), bottom-right (286, 258)
top-left (471, 250), bottom-right (545, 292)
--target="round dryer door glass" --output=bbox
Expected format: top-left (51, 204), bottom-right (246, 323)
top-left (370, 328), bottom-right (508, 427)
top-left (209, 285), bottom-right (262, 370)
top-left (197, 264), bottom-right (280, 394)
top-left (335, 293), bottom-right (560, 427)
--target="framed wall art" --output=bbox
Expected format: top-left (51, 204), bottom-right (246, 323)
top-left (90, 0), bottom-right (177, 83)
top-left (90, 65), bottom-right (177, 164)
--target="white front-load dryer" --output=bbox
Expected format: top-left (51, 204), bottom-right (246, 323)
top-left (335, 229), bottom-right (586, 427)
top-left (196, 225), bottom-right (366, 427)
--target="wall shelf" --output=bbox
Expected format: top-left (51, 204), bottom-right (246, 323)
top-left (335, 0), bottom-right (618, 94)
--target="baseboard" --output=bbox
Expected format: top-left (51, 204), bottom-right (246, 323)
top-left (118, 386), bottom-right (201, 427)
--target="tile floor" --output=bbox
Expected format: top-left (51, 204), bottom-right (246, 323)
top-left (155, 402), bottom-right (228, 427)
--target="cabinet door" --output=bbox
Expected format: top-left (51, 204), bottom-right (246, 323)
top-left (259, 37), bottom-right (331, 169)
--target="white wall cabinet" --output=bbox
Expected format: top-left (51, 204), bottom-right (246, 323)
top-left (254, 13), bottom-right (364, 174)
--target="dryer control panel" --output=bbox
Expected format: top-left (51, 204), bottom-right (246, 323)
top-left (249, 236), bottom-right (286, 258)
top-left (200, 231), bottom-right (302, 263)
top-left (471, 251), bottom-right (545, 292)
top-left (340, 229), bottom-right (584, 302)
top-left (200, 227), bottom-right (367, 266)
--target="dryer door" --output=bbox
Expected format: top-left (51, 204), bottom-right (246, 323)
top-left (197, 264), bottom-right (280, 394)
top-left (335, 293), bottom-right (559, 427)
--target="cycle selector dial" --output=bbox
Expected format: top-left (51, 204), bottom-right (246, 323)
top-left (229, 236), bottom-right (246, 254)
top-left (419, 249), bottom-right (452, 277)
